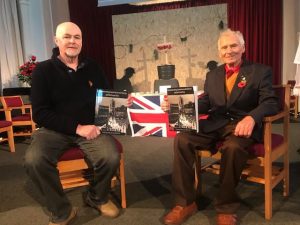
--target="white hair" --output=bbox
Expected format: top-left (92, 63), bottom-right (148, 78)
top-left (217, 28), bottom-right (245, 50)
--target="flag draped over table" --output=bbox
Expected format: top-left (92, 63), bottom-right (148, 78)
top-left (128, 93), bottom-right (177, 137)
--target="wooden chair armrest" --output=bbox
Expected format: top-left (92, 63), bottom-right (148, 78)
top-left (0, 108), bottom-right (12, 112)
top-left (5, 106), bottom-right (24, 110)
top-left (5, 105), bottom-right (32, 111)
top-left (23, 104), bottom-right (32, 110)
top-left (263, 110), bottom-right (288, 123)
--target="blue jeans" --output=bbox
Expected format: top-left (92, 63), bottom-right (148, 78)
top-left (24, 127), bottom-right (120, 223)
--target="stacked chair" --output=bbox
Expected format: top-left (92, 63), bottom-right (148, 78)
top-left (0, 96), bottom-right (36, 137)
top-left (0, 107), bottom-right (15, 152)
top-left (287, 80), bottom-right (299, 118)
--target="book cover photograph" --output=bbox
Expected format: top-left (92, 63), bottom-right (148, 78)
top-left (95, 89), bottom-right (128, 135)
top-left (167, 87), bottom-right (198, 132)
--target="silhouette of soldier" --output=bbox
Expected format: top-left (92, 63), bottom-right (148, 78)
top-left (113, 67), bottom-right (135, 93)
top-left (206, 60), bottom-right (218, 72)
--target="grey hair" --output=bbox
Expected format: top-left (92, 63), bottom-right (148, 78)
top-left (217, 29), bottom-right (245, 50)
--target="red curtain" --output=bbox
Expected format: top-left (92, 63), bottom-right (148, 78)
top-left (228, 0), bottom-right (282, 84)
top-left (68, 0), bottom-right (282, 85)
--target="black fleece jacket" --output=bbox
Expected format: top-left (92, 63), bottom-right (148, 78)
top-left (31, 49), bottom-right (110, 135)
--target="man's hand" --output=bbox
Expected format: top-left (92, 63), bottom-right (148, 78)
top-left (76, 124), bottom-right (101, 140)
top-left (234, 116), bottom-right (255, 138)
top-left (127, 94), bottom-right (133, 107)
top-left (161, 95), bottom-right (169, 112)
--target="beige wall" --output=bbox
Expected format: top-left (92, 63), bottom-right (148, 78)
top-left (283, 0), bottom-right (300, 111)
top-left (50, 0), bottom-right (70, 34)
top-left (282, 0), bottom-right (300, 83)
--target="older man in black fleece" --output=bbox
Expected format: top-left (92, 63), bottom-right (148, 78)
top-left (24, 22), bottom-right (120, 225)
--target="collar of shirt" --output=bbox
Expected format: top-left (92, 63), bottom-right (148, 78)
top-left (225, 63), bottom-right (241, 79)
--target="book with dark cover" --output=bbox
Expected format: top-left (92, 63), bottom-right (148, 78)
top-left (167, 87), bottom-right (198, 132)
top-left (95, 89), bottom-right (128, 135)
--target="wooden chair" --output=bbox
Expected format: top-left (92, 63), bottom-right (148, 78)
top-left (57, 138), bottom-right (127, 208)
top-left (0, 96), bottom-right (36, 137)
top-left (287, 80), bottom-right (299, 118)
top-left (0, 115), bottom-right (15, 152)
top-left (195, 85), bottom-right (290, 220)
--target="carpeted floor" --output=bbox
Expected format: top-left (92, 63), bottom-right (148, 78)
top-left (0, 123), bottom-right (300, 225)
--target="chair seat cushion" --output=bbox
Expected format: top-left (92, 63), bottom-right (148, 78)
top-left (59, 138), bottom-right (123, 161)
top-left (248, 133), bottom-right (284, 157)
top-left (0, 120), bottom-right (12, 128)
top-left (4, 96), bottom-right (23, 107)
top-left (59, 147), bottom-right (85, 161)
top-left (12, 114), bottom-right (31, 121)
top-left (206, 133), bottom-right (284, 157)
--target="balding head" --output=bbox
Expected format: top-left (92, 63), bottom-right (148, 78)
top-left (55, 22), bottom-right (81, 38)
top-left (54, 22), bottom-right (82, 60)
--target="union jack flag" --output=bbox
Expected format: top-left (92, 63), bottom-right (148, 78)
top-left (128, 93), bottom-right (177, 137)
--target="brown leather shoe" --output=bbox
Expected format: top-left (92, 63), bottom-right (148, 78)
top-left (83, 192), bottom-right (120, 218)
top-left (163, 202), bottom-right (197, 225)
top-left (49, 207), bottom-right (78, 225)
top-left (97, 200), bottom-right (120, 218)
top-left (216, 213), bottom-right (237, 225)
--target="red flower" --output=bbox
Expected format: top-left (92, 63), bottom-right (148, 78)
top-left (157, 44), bottom-right (172, 51)
top-left (237, 76), bottom-right (247, 88)
top-left (16, 55), bottom-right (38, 85)
top-left (238, 81), bottom-right (246, 88)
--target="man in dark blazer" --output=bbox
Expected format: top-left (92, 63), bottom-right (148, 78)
top-left (162, 29), bottom-right (279, 225)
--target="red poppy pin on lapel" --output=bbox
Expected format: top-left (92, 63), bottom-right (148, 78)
top-left (238, 76), bottom-right (247, 88)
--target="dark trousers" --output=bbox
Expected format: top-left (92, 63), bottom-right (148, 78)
top-left (24, 128), bottom-right (120, 223)
top-left (172, 122), bottom-right (254, 214)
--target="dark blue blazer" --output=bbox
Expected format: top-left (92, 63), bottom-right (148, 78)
top-left (198, 60), bottom-right (279, 141)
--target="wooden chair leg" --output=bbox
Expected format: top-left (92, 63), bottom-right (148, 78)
top-left (119, 153), bottom-right (127, 208)
top-left (7, 126), bottom-right (15, 153)
top-left (265, 185), bottom-right (272, 220)
top-left (294, 96), bottom-right (299, 118)
top-left (31, 122), bottom-right (36, 132)
top-left (264, 158), bottom-right (272, 220)
top-left (283, 152), bottom-right (289, 197)
top-left (194, 152), bottom-right (203, 197)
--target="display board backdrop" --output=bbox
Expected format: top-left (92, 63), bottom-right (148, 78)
top-left (112, 3), bottom-right (227, 92)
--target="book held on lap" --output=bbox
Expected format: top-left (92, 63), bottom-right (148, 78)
top-left (95, 89), bottom-right (128, 135)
